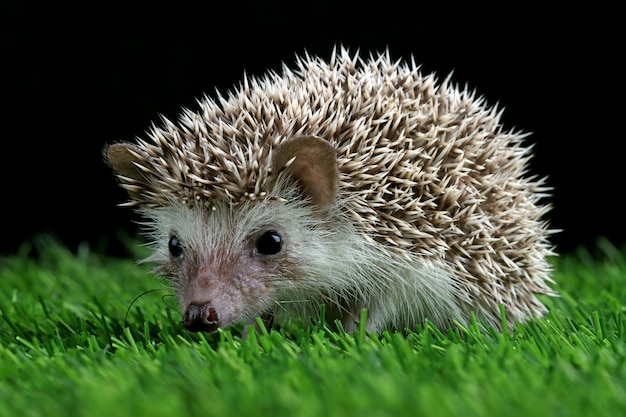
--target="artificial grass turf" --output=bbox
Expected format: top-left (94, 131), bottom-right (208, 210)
top-left (0, 236), bottom-right (625, 417)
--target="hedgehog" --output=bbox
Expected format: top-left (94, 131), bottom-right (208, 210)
top-left (105, 47), bottom-right (556, 335)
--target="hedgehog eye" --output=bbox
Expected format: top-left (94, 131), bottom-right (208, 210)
top-left (255, 231), bottom-right (283, 255)
top-left (168, 236), bottom-right (184, 257)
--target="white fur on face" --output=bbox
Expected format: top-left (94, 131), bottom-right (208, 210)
top-left (139, 181), bottom-right (472, 332)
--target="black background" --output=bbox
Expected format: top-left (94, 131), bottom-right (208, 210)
top-left (2, 2), bottom-right (623, 258)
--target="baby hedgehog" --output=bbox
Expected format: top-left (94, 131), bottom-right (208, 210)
top-left (106, 48), bottom-right (556, 334)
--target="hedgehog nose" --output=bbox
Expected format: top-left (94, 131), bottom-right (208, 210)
top-left (182, 302), bottom-right (219, 332)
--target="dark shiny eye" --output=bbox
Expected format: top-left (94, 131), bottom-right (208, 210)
top-left (255, 231), bottom-right (283, 255)
top-left (168, 236), bottom-right (183, 257)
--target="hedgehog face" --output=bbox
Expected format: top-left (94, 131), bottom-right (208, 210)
top-left (142, 198), bottom-right (309, 332)
top-left (107, 136), bottom-right (345, 332)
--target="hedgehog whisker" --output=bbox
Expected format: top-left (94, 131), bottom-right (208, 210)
top-left (124, 288), bottom-right (173, 326)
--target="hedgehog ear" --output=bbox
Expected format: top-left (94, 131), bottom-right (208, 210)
top-left (105, 143), bottom-right (145, 199)
top-left (272, 135), bottom-right (338, 212)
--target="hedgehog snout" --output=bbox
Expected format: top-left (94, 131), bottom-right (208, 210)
top-left (182, 301), bottom-right (219, 332)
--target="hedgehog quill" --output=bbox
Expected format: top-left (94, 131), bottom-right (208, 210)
top-left (105, 48), bottom-right (556, 335)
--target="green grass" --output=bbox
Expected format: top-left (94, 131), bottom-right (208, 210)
top-left (1, 236), bottom-right (625, 417)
